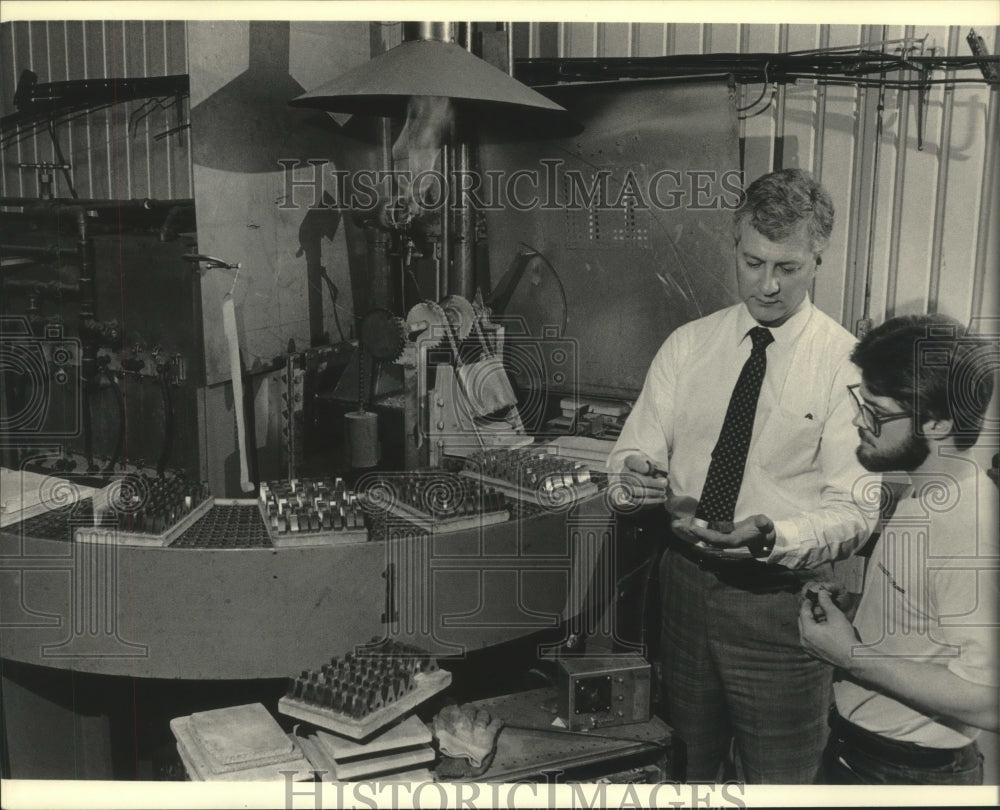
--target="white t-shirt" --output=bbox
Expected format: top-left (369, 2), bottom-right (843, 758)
top-left (835, 456), bottom-right (1000, 747)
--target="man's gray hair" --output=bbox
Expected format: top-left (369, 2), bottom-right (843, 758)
top-left (733, 169), bottom-right (835, 256)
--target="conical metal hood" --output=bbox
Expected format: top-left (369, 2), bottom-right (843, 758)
top-left (290, 38), bottom-right (582, 138)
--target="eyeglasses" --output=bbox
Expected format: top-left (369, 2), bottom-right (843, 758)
top-left (847, 384), bottom-right (911, 437)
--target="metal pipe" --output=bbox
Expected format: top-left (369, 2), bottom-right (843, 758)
top-left (439, 144), bottom-right (451, 298)
top-left (0, 244), bottom-right (78, 260)
top-left (76, 207), bottom-right (99, 471)
top-left (0, 196), bottom-right (193, 210)
top-left (2, 279), bottom-right (80, 295)
top-left (860, 75), bottom-right (887, 327)
top-left (505, 23), bottom-right (515, 75)
top-left (452, 139), bottom-right (474, 300)
top-left (159, 202), bottom-right (195, 241)
top-left (365, 226), bottom-right (392, 312)
top-left (451, 22), bottom-right (477, 300)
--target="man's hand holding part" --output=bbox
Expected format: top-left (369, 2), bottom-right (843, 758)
top-left (609, 454), bottom-right (672, 510)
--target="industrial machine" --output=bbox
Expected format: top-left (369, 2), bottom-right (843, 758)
top-left (0, 20), bottom-right (739, 781)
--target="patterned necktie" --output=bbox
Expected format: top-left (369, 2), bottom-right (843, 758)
top-left (695, 326), bottom-right (774, 524)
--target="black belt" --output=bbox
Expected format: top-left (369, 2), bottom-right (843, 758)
top-left (829, 708), bottom-right (977, 769)
top-left (664, 531), bottom-right (807, 594)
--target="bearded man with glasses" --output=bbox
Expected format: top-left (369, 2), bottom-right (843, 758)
top-left (800, 313), bottom-right (999, 784)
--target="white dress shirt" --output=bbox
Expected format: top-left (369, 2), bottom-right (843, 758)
top-left (608, 297), bottom-right (877, 568)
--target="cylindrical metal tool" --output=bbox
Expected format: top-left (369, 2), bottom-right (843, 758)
top-left (345, 410), bottom-right (380, 468)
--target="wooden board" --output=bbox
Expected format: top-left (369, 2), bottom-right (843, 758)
top-left (171, 717), bottom-right (312, 782)
top-left (297, 733), bottom-right (435, 783)
top-left (0, 469), bottom-right (99, 528)
top-left (278, 669), bottom-right (451, 740)
top-left (300, 735), bottom-right (435, 781)
top-left (74, 497), bottom-right (215, 547)
top-left (316, 715), bottom-right (431, 761)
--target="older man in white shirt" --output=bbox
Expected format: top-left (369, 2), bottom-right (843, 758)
top-left (608, 169), bottom-right (877, 783)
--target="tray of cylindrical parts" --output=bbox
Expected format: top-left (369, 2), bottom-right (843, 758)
top-left (74, 475), bottom-right (213, 547)
top-left (356, 471), bottom-right (511, 534)
top-left (258, 478), bottom-right (368, 547)
top-left (460, 447), bottom-right (598, 508)
top-left (279, 639), bottom-right (451, 740)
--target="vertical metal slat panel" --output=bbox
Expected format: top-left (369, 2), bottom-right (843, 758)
top-left (534, 22), bottom-right (560, 59)
top-left (11, 23), bottom-right (33, 197)
top-left (808, 25), bottom-right (831, 303)
top-left (972, 59), bottom-right (999, 322)
top-left (672, 23), bottom-right (703, 56)
top-left (926, 26), bottom-right (960, 315)
top-left (1, 23), bottom-right (18, 196)
top-left (78, 20), bottom-right (96, 198)
top-left (781, 24), bottom-right (820, 176)
top-left (892, 25), bottom-right (949, 319)
top-left (772, 24), bottom-right (789, 171)
top-left (740, 25), bottom-right (779, 193)
top-left (883, 26), bottom-right (915, 319)
top-left (165, 19), bottom-right (191, 199)
top-left (628, 23), bottom-right (639, 57)
top-left (511, 21), bottom-right (529, 60)
top-left (124, 19), bottom-right (149, 201)
top-left (811, 26), bottom-right (830, 184)
top-left (104, 21), bottom-right (129, 200)
top-left (46, 21), bottom-right (70, 199)
top-left (82, 20), bottom-right (108, 198)
top-left (25, 22), bottom-right (46, 196)
top-left (934, 26), bottom-right (986, 325)
top-left (708, 24), bottom-right (739, 53)
top-left (144, 21), bottom-right (169, 200)
top-left (632, 23), bottom-right (665, 57)
top-left (599, 23), bottom-right (629, 57)
top-left (861, 24), bottom-right (909, 327)
top-left (814, 24), bottom-right (866, 326)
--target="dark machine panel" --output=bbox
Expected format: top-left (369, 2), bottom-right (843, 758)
top-left (479, 77), bottom-right (740, 400)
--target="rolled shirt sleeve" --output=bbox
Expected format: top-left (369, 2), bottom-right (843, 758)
top-left (606, 331), bottom-right (681, 476)
top-left (767, 355), bottom-right (879, 568)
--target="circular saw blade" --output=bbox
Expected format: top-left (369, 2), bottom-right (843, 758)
top-left (439, 295), bottom-right (476, 342)
top-left (405, 300), bottom-right (448, 349)
top-left (359, 308), bottom-right (408, 361)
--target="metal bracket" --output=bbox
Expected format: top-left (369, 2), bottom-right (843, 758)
top-left (17, 162), bottom-right (71, 201)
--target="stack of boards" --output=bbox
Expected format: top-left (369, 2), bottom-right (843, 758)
top-left (170, 703), bottom-right (311, 781)
top-left (295, 715), bottom-right (435, 782)
top-left (280, 642), bottom-right (451, 782)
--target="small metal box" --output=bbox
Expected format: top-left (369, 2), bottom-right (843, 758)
top-left (557, 655), bottom-right (652, 731)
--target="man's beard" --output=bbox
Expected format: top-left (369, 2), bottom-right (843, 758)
top-left (856, 431), bottom-right (931, 473)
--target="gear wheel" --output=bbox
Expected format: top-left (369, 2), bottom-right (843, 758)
top-left (439, 295), bottom-right (477, 342)
top-left (359, 308), bottom-right (407, 361)
top-left (405, 300), bottom-right (449, 349)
